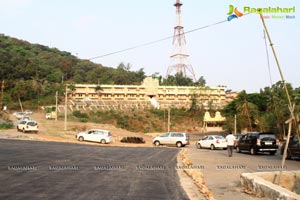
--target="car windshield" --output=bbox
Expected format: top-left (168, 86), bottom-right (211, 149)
top-left (259, 134), bottom-right (276, 139)
top-left (215, 136), bottom-right (224, 139)
top-left (28, 122), bottom-right (37, 126)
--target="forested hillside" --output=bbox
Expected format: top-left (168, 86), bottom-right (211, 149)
top-left (0, 34), bottom-right (146, 108)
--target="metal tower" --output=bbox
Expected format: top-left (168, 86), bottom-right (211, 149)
top-left (166, 0), bottom-right (196, 81)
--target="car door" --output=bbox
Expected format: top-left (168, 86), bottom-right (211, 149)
top-left (158, 133), bottom-right (171, 144)
top-left (90, 130), bottom-right (102, 142)
top-left (238, 134), bottom-right (248, 150)
top-left (85, 130), bottom-right (95, 141)
top-left (289, 135), bottom-right (300, 157)
top-left (201, 136), bottom-right (212, 148)
top-left (244, 134), bottom-right (256, 151)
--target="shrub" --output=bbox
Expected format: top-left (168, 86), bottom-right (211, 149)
top-left (0, 122), bottom-right (14, 129)
top-left (73, 111), bottom-right (88, 119)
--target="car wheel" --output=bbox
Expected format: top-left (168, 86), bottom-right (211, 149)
top-left (176, 142), bottom-right (183, 148)
top-left (210, 144), bottom-right (215, 150)
top-left (250, 147), bottom-right (257, 155)
top-left (269, 151), bottom-right (276, 155)
top-left (100, 139), bottom-right (106, 144)
top-left (78, 136), bottom-right (84, 142)
top-left (154, 141), bottom-right (160, 146)
top-left (22, 129), bottom-right (26, 133)
top-left (236, 146), bottom-right (241, 153)
top-left (196, 142), bottom-right (201, 149)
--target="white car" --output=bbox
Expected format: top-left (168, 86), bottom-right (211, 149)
top-left (76, 129), bottom-right (112, 144)
top-left (196, 135), bottom-right (227, 150)
top-left (19, 116), bottom-right (31, 122)
top-left (153, 132), bottom-right (189, 147)
top-left (17, 120), bottom-right (38, 133)
top-left (14, 112), bottom-right (26, 120)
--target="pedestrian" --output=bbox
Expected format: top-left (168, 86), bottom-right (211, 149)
top-left (226, 132), bottom-right (235, 157)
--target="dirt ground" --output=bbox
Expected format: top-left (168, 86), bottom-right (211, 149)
top-left (3, 111), bottom-right (158, 147)
top-left (258, 171), bottom-right (300, 194)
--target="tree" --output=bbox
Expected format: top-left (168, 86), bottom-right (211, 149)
top-left (195, 76), bottom-right (206, 86)
top-left (162, 72), bottom-right (194, 86)
top-left (95, 85), bottom-right (103, 96)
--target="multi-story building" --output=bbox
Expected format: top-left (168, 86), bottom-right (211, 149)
top-left (67, 77), bottom-right (228, 111)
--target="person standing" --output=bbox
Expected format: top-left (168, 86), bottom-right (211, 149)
top-left (226, 132), bottom-right (235, 157)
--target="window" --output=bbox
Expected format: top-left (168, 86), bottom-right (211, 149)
top-left (259, 134), bottom-right (276, 140)
top-left (171, 133), bottom-right (183, 137)
top-left (241, 135), bottom-right (247, 141)
top-left (160, 133), bottom-right (170, 137)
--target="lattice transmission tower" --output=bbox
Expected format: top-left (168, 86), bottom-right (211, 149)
top-left (166, 0), bottom-right (196, 81)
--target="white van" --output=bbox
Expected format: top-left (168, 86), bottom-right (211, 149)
top-left (76, 129), bottom-right (112, 144)
top-left (153, 132), bottom-right (189, 147)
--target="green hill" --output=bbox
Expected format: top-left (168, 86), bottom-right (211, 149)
top-left (0, 34), bottom-right (146, 109)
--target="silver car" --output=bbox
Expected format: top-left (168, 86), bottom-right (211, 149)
top-left (76, 129), bottom-right (112, 144)
top-left (153, 132), bottom-right (189, 147)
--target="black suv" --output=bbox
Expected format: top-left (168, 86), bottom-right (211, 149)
top-left (236, 132), bottom-right (279, 155)
top-left (281, 134), bottom-right (300, 159)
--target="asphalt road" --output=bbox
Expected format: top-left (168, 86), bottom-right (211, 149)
top-left (0, 139), bottom-right (189, 200)
top-left (186, 143), bottom-right (300, 200)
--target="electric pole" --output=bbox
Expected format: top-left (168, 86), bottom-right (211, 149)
top-left (0, 80), bottom-right (4, 112)
top-left (64, 85), bottom-right (68, 131)
top-left (55, 91), bottom-right (58, 121)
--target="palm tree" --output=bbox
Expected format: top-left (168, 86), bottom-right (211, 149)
top-left (95, 85), bottom-right (103, 96)
top-left (235, 91), bottom-right (258, 132)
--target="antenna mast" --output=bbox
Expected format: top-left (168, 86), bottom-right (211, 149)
top-left (166, 0), bottom-right (196, 81)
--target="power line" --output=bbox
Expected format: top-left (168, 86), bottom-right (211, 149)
top-left (89, 16), bottom-right (249, 61)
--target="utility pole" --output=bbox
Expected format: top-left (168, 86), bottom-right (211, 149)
top-left (234, 114), bottom-right (237, 135)
top-left (259, 11), bottom-right (297, 185)
top-left (167, 108), bottom-right (171, 132)
top-left (64, 85), bottom-right (68, 131)
top-left (0, 80), bottom-right (4, 112)
top-left (55, 91), bottom-right (58, 121)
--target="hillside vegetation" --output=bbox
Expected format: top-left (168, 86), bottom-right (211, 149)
top-left (0, 34), bottom-right (146, 108)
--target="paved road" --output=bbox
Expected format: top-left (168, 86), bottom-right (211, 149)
top-left (0, 139), bottom-right (189, 200)
top-left (186, 144), bottom-right (300, 200)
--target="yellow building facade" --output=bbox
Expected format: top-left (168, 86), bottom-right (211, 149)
top-left (68, 77), bottom-right (227, 110)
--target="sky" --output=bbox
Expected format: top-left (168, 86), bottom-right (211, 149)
top-left (0, 0), bottom-right (299, 93)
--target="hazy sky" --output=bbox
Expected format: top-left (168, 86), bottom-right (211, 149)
top-left (0, 0), bottom-right (298, 93)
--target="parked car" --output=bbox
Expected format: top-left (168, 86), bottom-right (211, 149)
top-left (153, 132), bottom-right (189, 147)
top-left (14, 112), bottom-right (27, 120)
top-left (236, 132), bottom-right (279, 155)
top-left (196, 135), bottom-right (227, 150)
top-left (281, 134), bottom-right (300, 160)
top-left (17, 120), bottom-right (38, 133)
top-left (46, 112), bottom-right (56, 120)
top-left (76, 129), bottom-right (112, 144)
top-left (24, 110), bottom-right (33, 115)
top-left (19, 116), bottom-right (31, 122)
